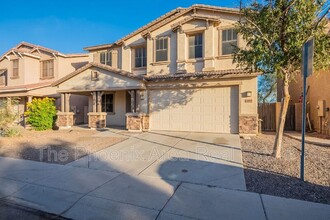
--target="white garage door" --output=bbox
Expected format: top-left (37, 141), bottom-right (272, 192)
top-left (149, 86), bottom-right (239, 133)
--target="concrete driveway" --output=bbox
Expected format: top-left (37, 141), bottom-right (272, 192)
top-left (0, 130), bottom-right (329, 220)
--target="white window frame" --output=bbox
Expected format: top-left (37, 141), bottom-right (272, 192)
top-left (134, 46), bottom-right (147, 68)
top-left (0, 70), bottom-right (6, 85)
top-left (100, 51), bottom-right (112, 66)
top-left (188, 33), bottom-right (203, 59)
top-left (102, 93), bottom-right (114, 113)
top-left (155, 37), bottom-right (169, 62)
top-left (12, 59), bottom-right (19, 78)
top-left (220, 28), bottom-right (238, 56)
top-left (41, 59), bottom-right (54, 79)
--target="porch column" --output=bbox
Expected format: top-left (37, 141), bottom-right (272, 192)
top-left (88, 91), bottom-right (107, 129)
top-left (128, 90), bottom-right (136, 113)
top-left (56, 93), bottom-right (74, 129)
top-left (60, 94), bottom-right (65, 112)
top-left (92, 92), bottom-right (97, 112)
top-left (97, 91), bottom-right (104, 113)
top-left (27, 96), bottom-right (33, 103)
top-left (64, 93), bottom-right (71, 112)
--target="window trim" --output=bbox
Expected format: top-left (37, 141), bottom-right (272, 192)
top-left (187, 32), bottom-right (204, 59)
top-left (153, 36), bottom-right (170, 63)
top-left (0, 69), bottom-right (6, 86)
top-left (40, 59), bottom-right (55, 79)
top-left (132, 45), bottom-right (147, 69)
top-left (100, 51), bottom-right (112, 66)
top-left (101, 93), bottom-right (115, 114)
top-left (11, 59), bottom-right (19, 79)
top-left (91, 71), bottom-right (99, 81)
top-left (218, 27), bottom-right (239, 57)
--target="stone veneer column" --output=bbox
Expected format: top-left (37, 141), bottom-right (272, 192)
top-left (87, 112), bottom-right (107, 129)
top-left (56, 112), bottom-right (74, 129)
top-left (126, 113), bottom-right (149, 132)
top-left (239, 114), bottom-right (259, 135)
top-left (56, 93), bottom-right (74, 129)
top-left (87, 91), bottom-right (107, 129)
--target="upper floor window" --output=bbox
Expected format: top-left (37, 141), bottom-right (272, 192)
top-left (0, 69), bottom-right (6, 85)
top-left (155, 37), bottom-right (168, 62)
top-left (102, 94), bottom-right (114, 113)
top-left (12, 59), bottom-right (19, 78)
top-left (222, 29), bottom-right (238, 55)
top-left (135, 47), bottom-right (147, 68)
top-left (188, 33), bottom-right (203, 59)
top-left (41, 60), bottom-right (54, 79)
top-left (100, 51), bottom-right (112, 66)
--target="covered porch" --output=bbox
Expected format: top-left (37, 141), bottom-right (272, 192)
top-left (0, 82), bottom-right (58, 126)
top-left (52, 63), bottom-right (149, 130)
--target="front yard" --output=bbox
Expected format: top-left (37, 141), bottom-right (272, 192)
top-left (241, 132), bottom-right (330, 204)
top-left (0, 128), bottom-right (125, 165)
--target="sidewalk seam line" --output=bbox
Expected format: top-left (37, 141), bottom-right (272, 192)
top-left (259, 194), bottom-right (268, 220)
top-left (155, 182), bottom-right (183, 220)
top-left (59, 172), bottom-right (124, 217)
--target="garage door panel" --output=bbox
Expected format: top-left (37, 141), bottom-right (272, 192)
top-left (150, 86), bottom-right (239, 133)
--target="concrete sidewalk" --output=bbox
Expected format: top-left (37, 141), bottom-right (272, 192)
top-left (0, 131), bottom-right (329, 220)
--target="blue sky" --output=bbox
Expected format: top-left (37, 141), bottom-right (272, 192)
top-left (0, 0), bottom-right (242, 55)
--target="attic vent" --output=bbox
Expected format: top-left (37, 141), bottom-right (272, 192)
top-left (91, 71), bottom-right (99, 81)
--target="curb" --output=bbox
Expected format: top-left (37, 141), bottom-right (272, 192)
top-left (284, 134), bottom-right (330, 147)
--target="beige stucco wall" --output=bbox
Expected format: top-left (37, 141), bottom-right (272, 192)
top-left (90, 9), bottom-right (242, 76)
top-left (289, 69), bottom-right (330, 131)
top-left (107, 91), bottom-right (127, 126)
top-left (23, 57), bottom-right (40, 84)
top-left (0, 55), bottom-right (25, 86)
top-left (57, 67), bottom-right (144, 92)
top-left (87, 91), bottom-right (127, 126)
top-left (57, 56), bottom-right (90, 79)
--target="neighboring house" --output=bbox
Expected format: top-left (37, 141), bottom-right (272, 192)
top-left (0, 42), bottom-right (90, 125)
top-left (280, 69), bottom-right (330, 134)
top-left (277, 23), bottom-right (330, 135)
top-left (53, 4), bottom-right (260, 135)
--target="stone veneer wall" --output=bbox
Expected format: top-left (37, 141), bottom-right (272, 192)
top-left (239, 114), bottom-right (258, 134)
top-left (56, 112), bottom-right (74, 128)
top-left (88, 112), bottom-right (107, 128)
top-left (126, 113), bottom-right (149, 131)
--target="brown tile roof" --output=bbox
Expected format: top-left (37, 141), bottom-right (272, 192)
top-left (171, 14), bottom-right (221, 31)
top-left (0, 82), bottom-right (52, 93)
top-left (84, 4), bottom-right (240, 51)
top-left (52, 62), bottom-right (259, 86)
top-left (144, 69), bottom-right (259, 82)
top-left (83, 43), bottom-right (115, 51)
top-left (0, 42), bottom-right (88, 61)
top-left (52, 62), bottom-right (143, 86)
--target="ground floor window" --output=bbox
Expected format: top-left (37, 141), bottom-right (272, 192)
top-left (102, 94), bottom-right (114, 113)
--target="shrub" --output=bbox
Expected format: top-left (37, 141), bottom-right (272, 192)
top-left (3, 126), bottom-right (23, 137)
top-left (0, 98), bottom-right (19, 135)
top-left (25, 97), bottom-right (57, 131)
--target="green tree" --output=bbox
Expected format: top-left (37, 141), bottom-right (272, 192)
top-left (25, 97), bottom-right (57, 131)
top-left (258, 74), bottom-right (277, 103)
top-left (234, 0), bottom-right (330, 157)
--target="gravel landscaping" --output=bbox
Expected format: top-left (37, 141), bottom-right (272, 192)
top-left (241, 132), bottom-right (330, 204)
top-left (0, 128), bottom-right (126, 165)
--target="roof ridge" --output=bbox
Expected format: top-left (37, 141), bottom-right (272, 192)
top-left (84, 4), bottom-right (240, 51)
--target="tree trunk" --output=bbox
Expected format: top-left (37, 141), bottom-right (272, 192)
top-left (273, 74), bottom-right (290, 158)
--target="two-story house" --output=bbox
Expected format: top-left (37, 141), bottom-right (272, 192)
top-left (0, 42), bottom-right (90, 125)
top-left (53, 4), bottom-right (260, 135)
